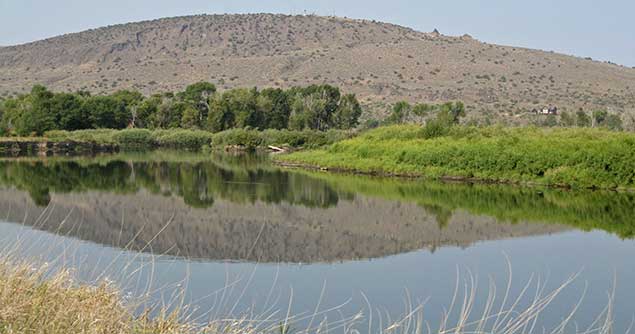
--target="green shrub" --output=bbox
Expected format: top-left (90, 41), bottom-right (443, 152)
top-left (112, 129), bottom-right (153, 148)
top-left (210, 129), bottom-right (354, 150)
top-left (37, 128), bottom-right (353, 152)
top-left (212, 129), bottom-right (263, 150)
top-left (151, 129), bottom-right (213, 150)
top-left (43, 130), bottom-right (72, 141)
top-left (419, 120), bottom-right (450, 139)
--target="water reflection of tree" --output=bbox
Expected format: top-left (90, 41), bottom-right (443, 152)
top-left (0, 158), bottom-right (343, 209)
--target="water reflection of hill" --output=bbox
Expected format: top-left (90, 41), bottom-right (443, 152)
top-left (0, 189), bottom-right (567, 263)
top-left (1, 152), bottom-right (632, 262)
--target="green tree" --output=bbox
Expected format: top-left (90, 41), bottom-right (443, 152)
top-left (207, 96), bottom-right (236, 132)
top-left (438, 101), bottom-right (466, 125)
top-left (334, 94), bottom-right (362, 129)
top-left (112, 90), bottom-right (144, 127)
top-left (51, 93), bottom-right (88, 130)
top-left (84, 95), bottom-right (131, 129)
top-left (412, 103), bottom-right (434, 117)
top-left (386, 101), bottom-right (412, 124)
top-left (181, 105), bottom-right (200, 129)
top-left (542, 115), bottom-right (558, 127)
top-left (151, 100), bottom-right (186, 129)
top-left (178, 82), bottom-right (216, 123)
top-left (288, 90), bottom-right (308, 130)
top-left (260, 88), bottom-right (290, 129)
top-left (605, 114), bottom-right (623, 131)
top-left (576, 110), bottom-right (591, 127)
top-left (15, 85), bottom-right (56, 135)
top-left (0, 97), bottom-right (21, 135)
top-left (179, 82), bottom-right (216, 103)
top-left (224, 88), bottom-right (262, 129)
top-left (592, 110), bottom-right (608, 127)
top-left (288, 85), bottom-right (341, 130)
top-left (135, 95), bottom-right (162, 129)
top-left (559, 111), bottom-right (575, 127)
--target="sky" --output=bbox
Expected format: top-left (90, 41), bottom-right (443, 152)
top-left (1, 0), bottom-right (633, 67)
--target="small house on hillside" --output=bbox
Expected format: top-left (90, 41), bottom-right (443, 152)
top-left (532, 106), bottom-right (558, 115)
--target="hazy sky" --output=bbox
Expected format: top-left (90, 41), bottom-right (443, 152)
top-left (1, 0), bottom-right (633, 67)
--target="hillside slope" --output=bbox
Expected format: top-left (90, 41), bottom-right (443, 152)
top-left (1, 14), bottom-right (634, 123)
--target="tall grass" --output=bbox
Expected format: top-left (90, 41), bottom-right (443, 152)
top-left (37, 128), bottom-right (353, 152)
top-left (276, 125), bottom-right (635, 190)
top-left (0, 259), bottom-right (201, 334)
top-left (44, 128), bottom-right (215, 150)
top-left (211, 128), bottom-right (355, 151)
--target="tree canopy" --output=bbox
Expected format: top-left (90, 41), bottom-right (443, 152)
top-left (0, 83), bottom-right (364, 136)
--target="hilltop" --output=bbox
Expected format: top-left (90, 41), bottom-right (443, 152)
top-left (1, 13), bottom-right (634, 123)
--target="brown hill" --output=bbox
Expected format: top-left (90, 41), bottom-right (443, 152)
top-left (1, 13), bottom-right (634, 124)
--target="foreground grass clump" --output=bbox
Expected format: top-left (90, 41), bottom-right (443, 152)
top-left (0, 260), bottom-right (205, 334)
top-left (276, 125), bottom-right (635, 189)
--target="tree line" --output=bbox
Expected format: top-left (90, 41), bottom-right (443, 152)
top-left (552, 109), bottom-right (623, 130)
top-left (0, 83), bottom-right (363, 136)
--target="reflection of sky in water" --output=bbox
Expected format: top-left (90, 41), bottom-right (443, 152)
top-left (1, 222), bottom-right (634, 333)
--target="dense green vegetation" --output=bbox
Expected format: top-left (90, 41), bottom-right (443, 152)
top-left (380, 101), bottom-right (464, 126)
top-left (276, 125), bottom-right (635, 190)
top-left (0, 83), bottom-right (362, 136)
top-left (33, 127), bottom-right (353, 151)
top-left (43, 128), bottom-right (215, 150)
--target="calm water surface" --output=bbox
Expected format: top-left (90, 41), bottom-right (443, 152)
top-left (0, 151), bottom-right (634, 332)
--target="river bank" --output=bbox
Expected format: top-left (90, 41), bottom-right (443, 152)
top-left (0, 138), bottom-right (118, 156)
top-left (274, 125), bottom-right (635, 191)
top-left (0, 128), bottom-right (354, 156)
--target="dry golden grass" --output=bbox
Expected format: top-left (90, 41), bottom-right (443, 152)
top-left (0, 259), bottom-right (207, 334)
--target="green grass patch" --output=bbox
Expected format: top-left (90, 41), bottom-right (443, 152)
top-left (211, 128), bottom-right (355, 151)
top-left (276, 125), bottom-right (635, 190)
